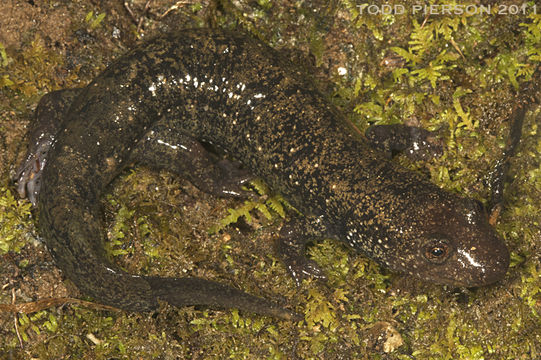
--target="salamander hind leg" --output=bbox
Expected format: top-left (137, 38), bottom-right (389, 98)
top-left (15, 89), bottom-right (83, 206)
top-left (132, 124), bottom-right (255, 199)
top-left (276, 215), bottom-right (329, 286)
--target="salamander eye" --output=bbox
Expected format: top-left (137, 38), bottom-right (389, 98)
top-left (422, 238), bottom-right (452, 264)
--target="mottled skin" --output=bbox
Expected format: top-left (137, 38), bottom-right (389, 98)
top-left (16, 29), bottom-right (509, 318)
top-left (365, 124), bottom-right (444, 161)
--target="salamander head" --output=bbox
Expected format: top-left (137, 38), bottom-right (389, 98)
top-left (404, 196), bottom-right (509, 287)
top-left (349, 195), bottom-right (510, 287)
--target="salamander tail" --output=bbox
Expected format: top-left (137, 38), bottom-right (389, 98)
top-left (145, 276), bottom-right (301, 320)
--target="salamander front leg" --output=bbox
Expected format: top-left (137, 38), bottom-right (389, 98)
top-left (276, 216), bottom-right (328, 286)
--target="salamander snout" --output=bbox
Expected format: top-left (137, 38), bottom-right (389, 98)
top-left (454, 231), bottom-right (510, 287)
top-left (418, 230), bottom-right (510, 287)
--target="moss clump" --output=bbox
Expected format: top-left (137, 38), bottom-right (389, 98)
top-left (0, 187), bottom-right (33, 254)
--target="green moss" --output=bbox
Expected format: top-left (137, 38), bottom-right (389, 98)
top-left (0, 187), bottom-right (33, 254)
top-left (0, 35), bottom-right (66, 98)
top-left (84, 11), bottom-right (106, 30)
top-left (209, 179), bottom-right (289, 233)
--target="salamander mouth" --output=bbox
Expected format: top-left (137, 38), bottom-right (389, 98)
top-left (435, 273), bottom-right (503, 288)
top-left (418, 250), bottom-right (510, 288)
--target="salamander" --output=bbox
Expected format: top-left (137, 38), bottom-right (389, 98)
top-left (15, 28), bottom-right (510, 319)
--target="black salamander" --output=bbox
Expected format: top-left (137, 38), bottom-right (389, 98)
top-left (15, 29), bottom-right (510, 318)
